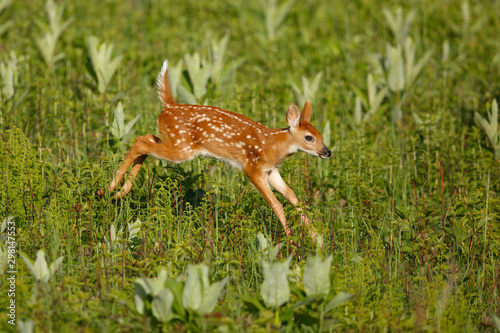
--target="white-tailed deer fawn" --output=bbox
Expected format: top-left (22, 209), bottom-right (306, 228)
top-left (98, 60), bottom-right (331, 239)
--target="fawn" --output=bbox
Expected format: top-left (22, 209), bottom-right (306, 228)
top-left (98, 60), bottom-right (331, 240)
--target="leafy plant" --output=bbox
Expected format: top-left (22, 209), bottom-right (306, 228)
top-left (367, 8), bottom-right (433, 123)
top-left (151, 287), bottom-right (175, 323)
top-left (175, 34), bottom-right (243, 104)
top-left (177, 52), bottom-right (211, 104)
top-left (20, 249), bottom-right (64, 283)
top-left (18, 319), bottom-right (34, 333)
top-left (0, 53), bottom-right (15, 101)
top-left (134, 265), bottom-right (228, 326)
top-left (448, 1), bottom-right (486, 46)
top-left (0, 52), bottom-right (28, 126)
top-left (293, 255), bottom-right (354, 331)
top-left (475, 99), bottom-right (500, 160)
top-left (87, 35), bottom-right (123, 95)
top-left (127, 219), bottom-right (142, 248)
top-left (260, 256), bottom-right (292, 309)
top-left (162, 33), bottom-right (244, 105)
top-left (2, 1), bottom-right (500, 331)
top-left (134, 269), bottom-right (171, 319)
top-left (110, 102), bottom-right (141, 147)
top-left (382, 7), bottom-right (416, 45)
top-left (353, 73), bottom-right (389, 124)
top-left (98, 219), bottom-right (142, 259)
top-left (256, 232), bottom-right (283, 261)
top-left (35, 0), bottom-right (73, 68)
top-left (209, 34), bottom-right (245, 93)
top-left (182, 264), bottom-right (228, 314)
top-left (290, 72), bottom-right (323, 109)
top-left (259, 0), bottom-right (295, 41)
top-left (302, 255), bottom-right (332, 297)
top-left (0, 0), bottom-right (12, 36)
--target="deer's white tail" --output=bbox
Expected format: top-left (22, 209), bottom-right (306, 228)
top-left (157, 60), bottom-right (175, 106)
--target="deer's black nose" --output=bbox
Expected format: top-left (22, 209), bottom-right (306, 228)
top-left (320, 147), bottom-right (331, 158)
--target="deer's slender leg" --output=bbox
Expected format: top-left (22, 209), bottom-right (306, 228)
top-left (267, 168), bottom-right (318, 239)
top-left (244, 167), bottom-right (292, 236)
top-left (101, 134), bottom-right (196, 199)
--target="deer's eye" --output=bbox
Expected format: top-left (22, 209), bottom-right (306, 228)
top-left (305, 135), bottom-right (314, 142)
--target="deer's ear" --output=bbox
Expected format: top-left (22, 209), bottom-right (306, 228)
top-left (300, 101), bottom-right (313, 123)
top-left (286, 103), bottom-right (301, 128)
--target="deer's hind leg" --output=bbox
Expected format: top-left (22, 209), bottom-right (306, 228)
top-left (100, 133), bottom-right (198, 199)
top-left (99, 134), bottom-right (160, 199)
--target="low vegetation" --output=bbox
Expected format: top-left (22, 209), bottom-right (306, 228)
top-left (1, 0), bottom-right (499, 331)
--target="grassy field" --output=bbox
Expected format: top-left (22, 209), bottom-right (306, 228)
top-left (1, 0), bottom-right (500, 331)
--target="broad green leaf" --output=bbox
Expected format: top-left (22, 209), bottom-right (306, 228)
top-left (20, 249), bottom-right (63, 282)
top-left (48, 256), bottom-right (64, 281)
top-left (182, 264), bottom-right (227, 314)
top-left (210, 34), bottom-right (230, 85)
top-left (0, 0), bottom-right (12, 13)
top-left (0, 243), bottom-right (7, 272)
top-left (1, 216), bottom-right (14, 234)
top-left (127, 219), bottom-right (142, 240)
top-left (322, 121), bottom-right (331, 148)
top-left (134, 279), bottom-right (149, 315)
top-left (303, 255), bottom-right (332, 297)
top-left (290, 80), bottom-right (304, 109)
top-left (88, 36), bottom-right (122, 94)
top-left (293, 294), bottom-right (323, 310)
top-left (256, 233), bottom-right (282, 260)
top-left (387, 44), bottom-right (405, 92)
top-left (145, 269), bottom-right (169, 296)
top-left (260, 257), bottom-right (292, 308)
top-left (111, 102), bottom-right (125, 139)
top-left (177, 84), bottom-right (197, 105)
top-left (324, 292), bottom-right (354, 313)
top-left (122, 114), bottom-right (140, 143)
top-left (184, 53), bottom-right (211, 101)
top-left (165, 278), bottom-right (186, 318)
top-left (182, 264), bottom-right (204, 311)
top-left (199, 277), bottom-right (228, 314)
top-left (0, 61), bottom-right (14, 99)
top-left (152, 288), bottom-right (174, 322)
top-left (34, 0), bottom-right (72, 67)
top-left (110, 102), bottom-right (141, 144)
top-left (257, 232), bottom-right (268, 253)
top-left (290, 72), bottom-right (322, 109)
top-left (21, 250), bottom-right (47, 281)
top-left (262, 0), bottom-right (295, 40)
top-left (492, 314), bottom-right (500, 331)
top-left (382, 7), bottom-right (415, 44)
top-left (309, 72), bottom-right (323, 97)
top-left (135, 269), bottom-right (169, 298)
top-left (366, 86), bottom-right (388, 120)
top-left (18, 319), bottom-right (34, 333)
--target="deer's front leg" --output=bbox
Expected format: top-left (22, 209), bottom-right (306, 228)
top-left (244, 168), bottom-right (293, 236)
top-left (267, 168), bottom-right (319, 240)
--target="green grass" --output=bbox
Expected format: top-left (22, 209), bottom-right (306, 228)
top-left (1, 0), bottom-right (500, 331)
